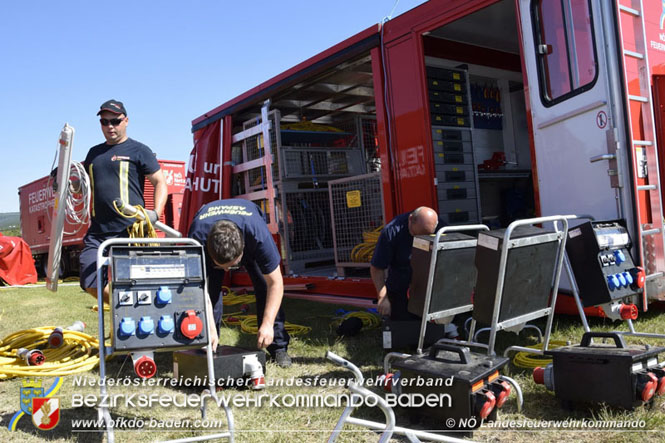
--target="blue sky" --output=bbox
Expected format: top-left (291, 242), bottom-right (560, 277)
top-left (1, 0), bottom-right (427, 214)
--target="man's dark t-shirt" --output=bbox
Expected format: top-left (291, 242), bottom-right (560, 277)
top-left (371, 212), bottom-right (413, 296)
top-left (83, 138), bottom-right (160, 233)
top-left (188, 199), bottom-right (281, 299)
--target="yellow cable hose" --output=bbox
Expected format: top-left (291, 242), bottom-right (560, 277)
top-left (0, 327), bottom-right (102, 379)
top-left (350, 225), bottom-right (383, 263)
top-left (221, 313), bottom-right (311, 336)
top-left (221, 286), bottom-right (256, 306)
top-left (112, 201), bottom-right (158, 240)
top-left (331, 311), bottom-right (381, 331)
top-left (510, 340), bottom-right (569, 369)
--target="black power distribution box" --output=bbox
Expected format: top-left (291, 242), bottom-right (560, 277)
top-left (391, 343), bottom-right (509, 427)
top-left (473, 226), bottom-right (560, 325)
top-left (565, 220), bottom-right (642, 307)
top-left (173, 345), bottom-right (267, 388)
top-left (408, 232), bottom-right (477, 317)
top-left (542, 332), bottom-right (665, 409)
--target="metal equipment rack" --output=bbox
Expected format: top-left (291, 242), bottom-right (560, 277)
top-left (426, 66), bottom-right (482, 225)
top-left (326, 351), bottom-right (474, 443)
top-left (231, 103), bottom-right (370, 274)
top-left (328, 172), bottom-right (385, 276)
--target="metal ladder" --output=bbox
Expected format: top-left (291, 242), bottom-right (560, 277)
top-left (231, 100), bottom-right (279, 234)
top-left (616, 0), bottom-right (665, 305)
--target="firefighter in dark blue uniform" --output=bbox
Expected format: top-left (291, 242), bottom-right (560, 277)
top-left (189, 199), bottom-right (291, 367)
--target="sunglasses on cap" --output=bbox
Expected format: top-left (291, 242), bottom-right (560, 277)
top-left (100, 117), bottom-right (125, 127)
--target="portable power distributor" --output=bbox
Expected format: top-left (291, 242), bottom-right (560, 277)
top-left (534, 332), bottom-right (665, 409)
top-left (173, 345), bottom-right (267, 390)
top-left (387, 342), bottom-right (511, 429)
top-left (109, 245), bottom-right (209, 352)
top-left (565, 220), bottom-right (644, 309)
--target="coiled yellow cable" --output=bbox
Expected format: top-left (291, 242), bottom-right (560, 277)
top-left (511, 340), bottom-right (569, 369)
top-left (222, 313), bottom-right (311, 336)
top-left (331, 311), bottom-right (381, 331)
top-left (221, 286), bottom-right (257, 306)
top-left (350, 225), bottom-right (383, 263)
top-left (112, 201), bottom-right (157, 240)
top-left (0, 327), bottom-right (101, 379)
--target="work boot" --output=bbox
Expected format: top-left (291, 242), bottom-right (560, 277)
top-left (272, 349), bottom-right (292, 368)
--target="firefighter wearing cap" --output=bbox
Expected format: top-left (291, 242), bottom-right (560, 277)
top-left (78, 99), bottom-right (168, 303)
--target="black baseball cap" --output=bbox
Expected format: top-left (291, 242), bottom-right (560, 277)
top-left (97, 99), bottom-right (127, 116)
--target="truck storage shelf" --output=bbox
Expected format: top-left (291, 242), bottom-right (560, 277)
top-left (281, 145), bottom-right (359, 150)
top-left (478, 170), bottom-right (531, 179)
top-left (280, 130), bottom-right (352, 144)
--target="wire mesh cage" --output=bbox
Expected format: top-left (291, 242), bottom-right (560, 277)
top-left (328, 172), bottom-right (385, 274)
top-left (279, 189), bottom-right (335, 273)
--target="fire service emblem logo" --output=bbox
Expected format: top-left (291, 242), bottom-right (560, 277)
top-left (8, 377), bottom-right (62, 431)
top-left (31, 397), bottom-right (60, 430)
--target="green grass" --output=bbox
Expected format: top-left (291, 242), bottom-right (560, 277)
top-left (0, 284), bottom-right (665, 442)
top-left (0, 212), bottom-right (20, 236)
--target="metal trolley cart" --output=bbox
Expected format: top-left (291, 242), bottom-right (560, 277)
top-left (462, 216), bottom-right (572, 362)
top-left (326, 225), bottom-right (524, 441)
top-left (95, 237), bottom-right (234, 443)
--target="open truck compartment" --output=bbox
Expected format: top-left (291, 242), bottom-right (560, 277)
top-left (199, 0), bottom-right (533, 283)
top-left (187, 0), bottom-right (665, 302)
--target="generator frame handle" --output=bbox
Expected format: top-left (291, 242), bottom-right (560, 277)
top-left (417, 224), bottom-right (490, 354)
top-left (579, 331), bottom-right (627, 348)
top-left (428, 342), bottom-right (471, 364)
top-left (326, 351), bottom-right (474, 443)
top-left (95, 237), bottom-right (233, 443)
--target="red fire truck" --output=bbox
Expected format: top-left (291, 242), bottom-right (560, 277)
top-left (182, 0), bottom-right (665, 310)
top-left (19, 160), bottom-right (186, 277)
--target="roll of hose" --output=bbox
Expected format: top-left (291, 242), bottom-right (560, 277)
top-left (350, 225), bottom-right (383, 263)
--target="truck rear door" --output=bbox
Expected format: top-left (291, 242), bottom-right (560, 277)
top-left (517, 0), bottom-right (635, 228)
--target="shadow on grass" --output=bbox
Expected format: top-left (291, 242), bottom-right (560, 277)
top-left (3, 405), bottom-right (110, 442)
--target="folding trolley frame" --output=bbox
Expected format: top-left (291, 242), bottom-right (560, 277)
top-left (96, 237), bottom-right (234, 443)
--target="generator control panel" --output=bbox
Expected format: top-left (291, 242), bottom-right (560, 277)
top-left (566, 220), bottom-right (645, 308)
top-left (109, 246), bottom-right (209, 352)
